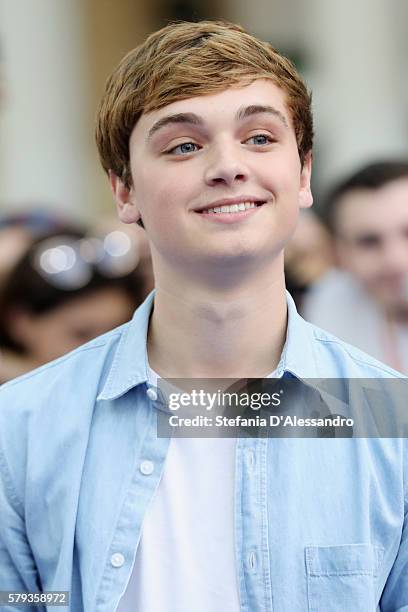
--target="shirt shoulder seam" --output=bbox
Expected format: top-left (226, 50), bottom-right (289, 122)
top-left (1, 331), bottom-right (123, 390)
top-left (313, 335), bottom-right (403, 378)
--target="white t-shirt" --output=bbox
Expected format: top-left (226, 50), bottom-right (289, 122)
top-left (116, 367), bottom-right (241, 612)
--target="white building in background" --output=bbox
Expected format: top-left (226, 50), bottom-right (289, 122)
top-left (303, 0), bottom-right (408, 186)
top-left (0, 0), bottom-right (93, 219)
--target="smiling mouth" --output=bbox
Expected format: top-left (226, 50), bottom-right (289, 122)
top-left (198, 201), bottom-right (265, 214)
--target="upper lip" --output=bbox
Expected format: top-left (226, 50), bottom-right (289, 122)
top-left (193, 196), bottom-right (267, 213)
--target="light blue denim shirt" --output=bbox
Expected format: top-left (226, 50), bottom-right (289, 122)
top-left (0, 290), bottom-right (407, 611)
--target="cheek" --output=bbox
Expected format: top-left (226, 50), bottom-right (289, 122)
top-left (347, 251), bottom-right (380, 282)
top-left (42, 319), bottom-right (70, 347)
top-left (28, 318), bottom-right (68, 361)
top-left (265, 160), bottom-right (304, 212)
top-left (259, 156), bottom-right (299, 187)
top-left (137, 168), bottom-right (193, 226)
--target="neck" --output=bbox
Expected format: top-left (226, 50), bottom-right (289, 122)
top-left (147, 255), bottom-right (288, 378)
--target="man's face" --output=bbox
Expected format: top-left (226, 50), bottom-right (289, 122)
top-left (112, 79), bottom-right (312, 280)
top-left (334, 178), bottom-right (408, 312)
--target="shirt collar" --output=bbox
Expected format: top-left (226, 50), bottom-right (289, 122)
top-left (277, 291), bottom-right (318, 379)
top-left (97, 289), bottom-right (319, 401)
top-left (97, 290), bottom-right (154, 401)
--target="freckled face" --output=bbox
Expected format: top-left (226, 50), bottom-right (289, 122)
top-left (122, 79), bottom-right (312, 274)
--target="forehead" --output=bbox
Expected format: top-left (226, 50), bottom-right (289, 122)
top-left (132, 79), bottom-right (291, 137)
top-left (335, 179), bottom-right (408, 237)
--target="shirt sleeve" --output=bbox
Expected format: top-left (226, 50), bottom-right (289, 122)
top-left (380, 496), bottom-right (408, 610)
top-left (0, 445), bottom-right (44, 612)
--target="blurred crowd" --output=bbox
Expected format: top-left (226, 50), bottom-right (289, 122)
top-left (1, 158), bottom-right (408, 382)
top-left (289, 160), bottom-right (408, 373)
top-left (0, 209), bottom-right (154, 383)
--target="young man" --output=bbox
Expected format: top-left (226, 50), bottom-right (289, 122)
top-left (0, 20), bottom-right (407, 612)
top-left (303, 161), bottom-right (408, 372)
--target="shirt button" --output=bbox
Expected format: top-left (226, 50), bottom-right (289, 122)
top-left (110, 553), bottom-right (125, 568)
top-left (146, 387), bottom-right (158, 401)
top-left (140, 460), bottom-right (154, 475)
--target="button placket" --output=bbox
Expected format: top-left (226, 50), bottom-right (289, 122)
top-left (146, 387), bottom-right (158, 402)
top-left (237, 439), bottom-right (273, 611)
top-left (140, 460), bottom-right (154, 475)
top-left (248, 551), bottom-right (257, 571)
top-left (97, 404), bottom-right (171, 611)
top-left (247, 449), bottom-right (255, 474)
top-left (110, 552), bottom-right (125, 568)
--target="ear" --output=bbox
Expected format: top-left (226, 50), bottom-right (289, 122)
top-left (109, 170), bottom-right (142, 225)
top-left (299, 151), bottom-right (313, 209)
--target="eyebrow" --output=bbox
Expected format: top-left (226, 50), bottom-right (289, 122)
top-left (146, 104), bottom-right (289, 141)
top-left (236, 104), bottom-right (289, 128)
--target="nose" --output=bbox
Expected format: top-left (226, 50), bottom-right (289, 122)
top-left (204, 143), bottom-right (249, 187)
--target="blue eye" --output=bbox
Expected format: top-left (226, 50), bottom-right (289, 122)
top-left (246, 134), bottom-right (274, 145)
top-left (167, 142), bottom-right (199, 155)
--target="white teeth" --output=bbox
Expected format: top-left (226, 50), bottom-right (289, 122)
top-left (202, 201), bottom-right (262, 213)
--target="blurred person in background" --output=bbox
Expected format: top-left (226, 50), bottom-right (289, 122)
top-left (0, 225), bottom-right (32, 288)
top-left (302, 160), bottom-right (408, 372)
top-left (93, 216), bottom-right (154, 297)
top-left (0, 208), bottom-right (72, 287)
top-left (284, 208), bottom-right (334, 308)
top-left (0, 226), bottom-right (147, 382)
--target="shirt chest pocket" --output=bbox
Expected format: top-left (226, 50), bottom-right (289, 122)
top-left (305, 543), bottom-right (384, 612)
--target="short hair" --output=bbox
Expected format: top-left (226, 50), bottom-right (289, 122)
top-left (95, 19), bottom-right (313, 188)
top-left (323, 160), bottom-right (408, 234)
